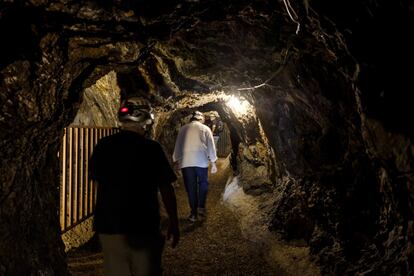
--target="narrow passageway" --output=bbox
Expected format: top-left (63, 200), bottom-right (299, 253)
top-left (162, 156), bottom-right (283, 275)
top-left (68, 156), bottom-right (283, 275)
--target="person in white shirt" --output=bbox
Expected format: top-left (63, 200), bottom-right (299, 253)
top-left (173, 111), bottom-right (218, 222)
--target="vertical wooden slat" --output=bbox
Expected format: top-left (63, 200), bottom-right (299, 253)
top-left (89, 128), bottom-right (95, 215)
top-left (60, 129), bottom-right (67, 231)
top-left (89, 128), bottom-right (94, 214)
top-left (83, 128), bottom-right (89, 218)
top-left (67, 128), bottom-right (73, 229)
top-left (92, 129), bottom-right (98, 211)
top-left (93, 129), bottom-right (102, 209)
top-left (72, 128), bottom-right (78, 225)
top-left (78, 128), bottom-right (84, 220)
top-left (83, 128), bottom-right (90, 215)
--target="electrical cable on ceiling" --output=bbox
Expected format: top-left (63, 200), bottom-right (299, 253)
top-left (237, 48), bottom-right (291, 91)
top-left (283, 0), bottom-right (300, 34)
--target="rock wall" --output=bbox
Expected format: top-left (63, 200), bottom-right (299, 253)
top-left (71, 71), bottom-right (120, 127)
top-left (0, 0), bottom-right (413, 274)
top-left (0, 2), bottom-right (148, 274)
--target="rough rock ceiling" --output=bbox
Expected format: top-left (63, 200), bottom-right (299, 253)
top-left (0, 0), bottom-right (413, 275)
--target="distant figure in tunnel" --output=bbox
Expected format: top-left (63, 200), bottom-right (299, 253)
top-left (89, 97), bottom-right (179, 276)
top-left (205, 113), bottom-right (224, 147)
top-left (173, 110), bottom-right (218, 222)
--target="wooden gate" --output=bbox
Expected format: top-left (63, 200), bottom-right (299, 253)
top-left (59, 127), bottom-right (118, 233)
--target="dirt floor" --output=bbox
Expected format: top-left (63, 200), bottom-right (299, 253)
top-left (67, 157), bottom-right (286, 275)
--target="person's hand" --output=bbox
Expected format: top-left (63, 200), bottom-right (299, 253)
top-left (211, 162), bottom-right (217, 174)
top-left (173, 161), bottom-right (180, 171)
top-left (167, 221), bottom-right (180, 248)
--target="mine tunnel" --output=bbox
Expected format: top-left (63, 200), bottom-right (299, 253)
top-left (0, 1), bottom-right (413, 275)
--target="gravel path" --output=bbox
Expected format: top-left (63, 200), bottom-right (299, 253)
top-left (68, 158), bottom-right (285, 275)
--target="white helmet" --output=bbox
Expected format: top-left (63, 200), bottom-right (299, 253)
top-left (118, 97), bottom-right (154, 127)
top-left (191, 110), bottom-right (204, 121)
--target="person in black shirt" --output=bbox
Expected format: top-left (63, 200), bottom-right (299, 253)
top-left (90, 97), bottom-right (179, 276)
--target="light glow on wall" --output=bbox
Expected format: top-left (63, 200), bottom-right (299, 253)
top-left (226, 95), bottom-right (250, 115)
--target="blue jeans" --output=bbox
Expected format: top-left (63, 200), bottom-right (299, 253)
top-left (181, 167), bottom-right (209, 216)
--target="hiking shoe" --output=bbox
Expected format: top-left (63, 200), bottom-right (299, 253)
top-left (188, 214), bottom-right (197, 223)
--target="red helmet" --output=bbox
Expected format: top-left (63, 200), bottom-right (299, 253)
top-left (118, 97), bottom-right (154, 127)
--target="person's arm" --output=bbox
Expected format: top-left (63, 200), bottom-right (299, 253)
top-left (172, 127), bottom-right (184, 170)
top-left (205, 127), bottom-right (218, 173)
top-left (159, 184), bottom-right (180, 248)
